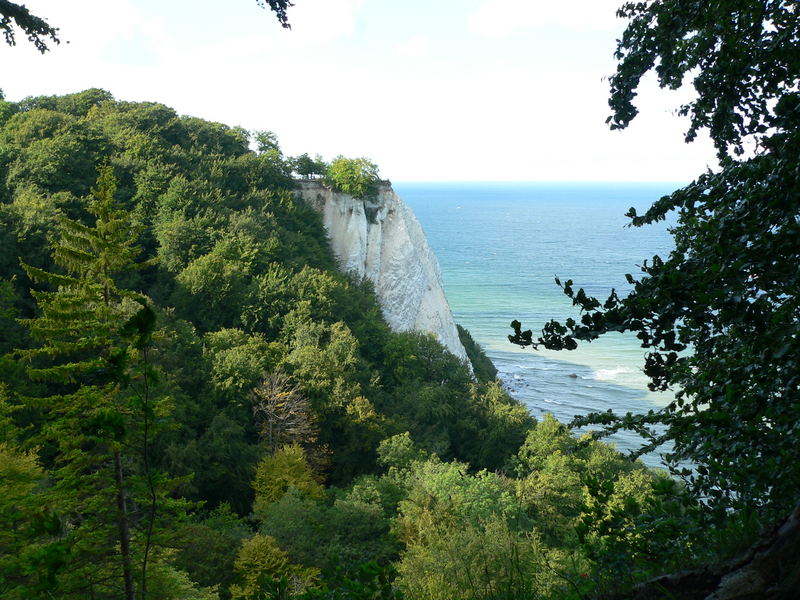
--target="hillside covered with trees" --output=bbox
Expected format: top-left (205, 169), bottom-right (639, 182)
top-left (0, 87), bottom-right (767, 600)
top-left (4, 1), bottom-right (800, 592)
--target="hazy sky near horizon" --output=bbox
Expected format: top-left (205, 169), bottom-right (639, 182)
top-left (2, 0), bottom-right (718, 182)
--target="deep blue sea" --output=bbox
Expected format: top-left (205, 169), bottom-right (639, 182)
top-left (394, 182), bottom-right (683, 469)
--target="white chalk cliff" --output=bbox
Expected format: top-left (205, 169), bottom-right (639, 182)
top-left (296, 181), bottom-right (469, 364)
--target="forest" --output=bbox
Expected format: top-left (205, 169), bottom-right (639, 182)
top-left (0, 80), bottom-right (792, 598)
top-left (0, 87), bottom-right (738, 600)
top-left (1, 1), bottom-right (799, 599)
top-left (0, 87), bottom-right (651, 599)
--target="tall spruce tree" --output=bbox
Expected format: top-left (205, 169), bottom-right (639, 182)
top-left (17, 166), bottom-right (159, 599)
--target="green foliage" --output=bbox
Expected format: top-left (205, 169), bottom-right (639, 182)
top-left (457, 324), bottom-right (498, 382)
top-left (609, 0), bottom-right (799, 157)
top-left (173, 247), bottom-right (254, 331)
top-left (230, 534), bottom-right (318, 600)
top-left (0, 90), bottom-right (379, 525)
top-left (0, 87), bottom-right (711, 599)
top-left (15, 89), bottom-right (114, 117)
top-left (253, 444), bottom-right (325, 510)
top-left (154, 209), bottom-right (220, 273)
top-left (292, 153), bottom-right (314, 178)
top-left (0, 277), bottom-right (27, 356)
top-left (381, 447), bottom-right (585, 600)
top-left (0, 441), bottom-right (53, 597)
top-left (396, 515), bottom-right (568, 600)
top-left (393, 458), bottom-right (523, 546)
top-left (258, 490), bottom-right (398, 574)
top-left (0, 97), bottom-right (17, 127)
top-left (511, 1), bottom-right (800, 519)
top-left (381, 332), bottom-right (531, 471)
top-left (253, 130), bottom-right (281, 155)
top-left (286, 320), bottom-right (363, 404)
top-left (10, 167), bottom-right (176, 599)
top-left (142, 561), bottom-right (221, 600)
top-left (298, 562), bottom-right (403, 600)
top-left (325, 157), bottom-right (381, 200)
top-left (205, 329), bottom-right (278, 398)
top-left (189, 412), bottom-right (261, 514)
top-left (292, 153), bottom-right (313, 178)
top-left (470, 381), bottom-right (535, 471)
top-left (342, 474), bottom-right (407, 523)
top-left (18, 165), bottom-right (145, 384)
top-left (291, 153), bottom-right (328, 180)
top-left (380, 332), bottom-right (473, 458)
top-left (0, 108), bottom-right (73, 147)
top-left (513, 414), bottom-right (647, 540)
top-left (500, 413), bottom-right (706, 593)
top-left (172, 504), bottom-right (251, 598)
top-left (376, 433), bottom-right (429, 472)
top-left (285, 320), bottom-right (387, 482)
top-left (4, 113), bottom-right (106, 197)
top-left (574, 473), bottom-right (705, 593)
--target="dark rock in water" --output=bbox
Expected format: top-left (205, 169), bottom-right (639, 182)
top-left (568, 373), bottom-right (578, 378)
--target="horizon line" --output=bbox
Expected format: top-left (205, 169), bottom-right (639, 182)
top-left (391, 179), bottom-right (690, 185)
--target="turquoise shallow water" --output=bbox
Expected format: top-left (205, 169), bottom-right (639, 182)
top-left (394, 182), bottom-right (683, 468)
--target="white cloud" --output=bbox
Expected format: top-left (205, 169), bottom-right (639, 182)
top-left (0, 0), bottom-right (717, 183)
top-left (393, 35), bottom-right (432, 58)
top-left (469, 0), bottom-right (623, 38)
top-left (282, 0), bottom-right (366, 46)
top-left (35, 0), bottom-right (160, 55)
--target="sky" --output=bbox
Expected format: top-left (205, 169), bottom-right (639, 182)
top-left (1, 0), bottom-right (718, 182)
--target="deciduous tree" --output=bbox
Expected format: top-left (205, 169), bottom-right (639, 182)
top-left (325, 156), bottom-right (381, 200)
top-left (511, 0), bottom-right (800, 517)
top-left (292, 153), bottom-right (316, 179)
top-left (251, 371), bottom-right (318, 453)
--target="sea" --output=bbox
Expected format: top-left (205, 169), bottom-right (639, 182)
top-left (394, 182), bottom-right (684, 470)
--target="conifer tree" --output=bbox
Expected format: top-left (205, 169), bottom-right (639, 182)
top-left (17, 166), bottom-right (160, 599)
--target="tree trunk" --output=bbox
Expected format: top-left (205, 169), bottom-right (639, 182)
top-left (114, 450), bottom-right (136, 600)
top-left (611, 503), bottom-right (800, 600)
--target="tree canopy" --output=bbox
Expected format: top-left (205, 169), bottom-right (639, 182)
top-left (6, 89), bottom-right (594, 598)
top-left (608, 0), bottom-right (800, 157)
top-left (325, 156), bottom-right (382, 200)
top-left (512, 0), bottom-right (800, 518)
top-left (7, 2), bottom-right (799, 595)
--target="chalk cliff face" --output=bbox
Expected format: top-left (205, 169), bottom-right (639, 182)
top-left (296, 181), bottom-right (469, 363)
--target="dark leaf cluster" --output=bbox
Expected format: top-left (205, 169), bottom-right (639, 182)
top-left (0, 0), bottom-right (59, 53)
top-left (609, 0), bottom-right (800, 157)
top-left (515, 0), bottom-right (800, 518)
